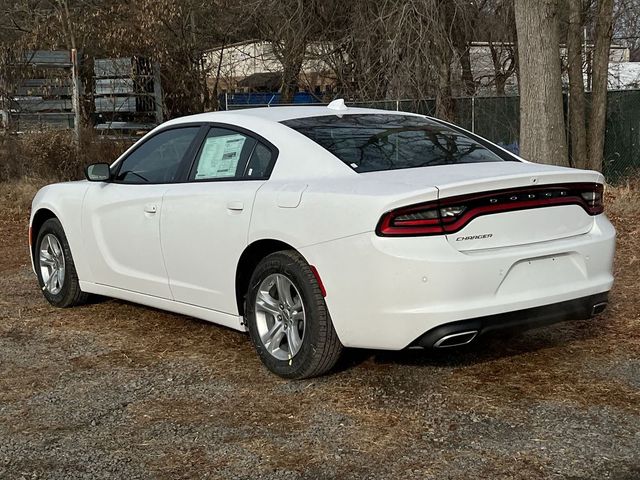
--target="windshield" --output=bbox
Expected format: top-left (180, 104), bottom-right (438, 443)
top-left (281, 114), bottom-right (512, 173)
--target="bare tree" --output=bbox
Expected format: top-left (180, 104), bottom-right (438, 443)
top-left (588, 0), bottom-right (614, 171)
top-left (613, 0), bottom-right (640, 60)
top-left (567, 0), bottom-right (588, 168)
top-left (339, 0), bottom-right (404, 101)
top-left (565, 0), bottom-right (616, 171)
top-left (242, 0), bottom-right (317, 104)
top-left (481, 0), bottom-right (518, 96)
top-left (514, 0), bottom-right (568, 166)
top-left (431, 0), bottom-right (459, 120)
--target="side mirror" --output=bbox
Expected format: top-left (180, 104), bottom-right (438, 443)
top-left (85, 163), bottom-right (112, 182)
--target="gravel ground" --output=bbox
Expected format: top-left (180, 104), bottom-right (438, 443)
top-left (0, 189), bottom-right (639, 479)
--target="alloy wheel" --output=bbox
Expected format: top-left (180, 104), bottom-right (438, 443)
top-left (39, 233), bottom-right (65, 295)
top-left (254, 273), bottom-right (306, 361)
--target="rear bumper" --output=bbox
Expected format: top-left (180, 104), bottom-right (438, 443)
top-left (411, 292), bottom-right (609, 348)
top-left (300, 214), bottom-right (615, 350)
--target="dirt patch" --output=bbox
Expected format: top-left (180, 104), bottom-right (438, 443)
top-left (0, 181), bottom-right (639, 479)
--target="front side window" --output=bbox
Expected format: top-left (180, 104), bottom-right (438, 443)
top-left (282, 114), bottom-right (512, 173)
top-left (115, 127), bottom-right (200, 183)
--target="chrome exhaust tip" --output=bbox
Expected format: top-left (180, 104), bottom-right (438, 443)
top-left (433, 330), bottom-right (478, 348)
top-left (592, 302), bottom-right (608, 316)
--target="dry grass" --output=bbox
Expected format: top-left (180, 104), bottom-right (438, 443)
top-left (607, 178), bottom-right (640, 223)
top-left (605, 179), bottom-right (640, 334)
top-left (0, 177), bottom-right (43, 214)
top-left (0, 176), bottom-right (639, 479)
top-left (0, 130), bottom-right (131, 183)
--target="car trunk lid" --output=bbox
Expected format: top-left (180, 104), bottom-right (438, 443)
top-left (434, 164), bottom-right (602, 251)
top-left (365, 162), bottom-right (604, 250)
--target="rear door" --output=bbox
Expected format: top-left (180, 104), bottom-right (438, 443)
top-left (161, 125), bottom-right (277, 314)
top-left (82, 126), bottom-right (203, 298)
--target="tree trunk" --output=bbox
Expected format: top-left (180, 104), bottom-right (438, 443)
top-left (435, 57), bottom-right (455, 121)
top-left (514, 0), bottom-right (568, 166)
top-left (278, 40), bottom-right (306, 104)
top-left (457, 44), bottom-right (475, 96)
top-left (57, 0), bottom-right (76, 50)
top-left (489, 44), bottom-right (507, 96)
top-left (567, 0), bottom-right (588, 169)
top-left (280, 56), bottom-right (303, 104)
top-left (588, 0), bottom-right (614, 172)
top-left (211, 41), bottom-right (225, 111)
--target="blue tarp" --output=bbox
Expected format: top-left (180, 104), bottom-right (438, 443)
top-left (221, 92), bottom-right (322, 107)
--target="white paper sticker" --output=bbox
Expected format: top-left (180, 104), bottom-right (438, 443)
top-left (195, 134), bottom-right (246, 179)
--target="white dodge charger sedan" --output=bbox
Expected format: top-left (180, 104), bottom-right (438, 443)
top-left (30, 100), bottom-right (615, 378)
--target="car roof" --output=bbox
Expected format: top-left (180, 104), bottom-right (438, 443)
top-left (162, 104), bottom-right (421, 126)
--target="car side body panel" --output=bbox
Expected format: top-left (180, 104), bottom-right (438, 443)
top-left (248, 177), bottom-right (440, 249)
top-left (77, 280), bottom-right (245, 330)
top-left (30, 182), bottom-right (91, 280)
top-left (160, 180), bottom-right (265, 314)
top-left (82, 182), bottom-right (172, 298)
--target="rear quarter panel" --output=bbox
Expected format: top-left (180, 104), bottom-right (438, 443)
top-left (249, 175), bottom-right (440, 249)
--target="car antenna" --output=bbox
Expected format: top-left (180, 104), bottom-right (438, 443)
top-left (267, 94), bottom-right (276, 107)
top-left (327, 98), bottom-right (347, 111)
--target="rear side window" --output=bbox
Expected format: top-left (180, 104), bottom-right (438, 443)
top-left (191, 128), bottom-right (256, 180)
top-left (282, 114), bottom-right (510, 173)
top-left (245, 143), bottom-right (274, 179)
top-left (189, 127), bottom-right (276, 181)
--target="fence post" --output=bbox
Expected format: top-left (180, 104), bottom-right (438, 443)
top-left (0, 103), bottom-right (8, 129)
top-left (471, 96), bottom-right (475, 133)
top-left (71, 48), bottom-right (81, 144)
top-left (153, 62), bottom-right (164, 124)
top-left (566, 91), bottom-right (572, 167)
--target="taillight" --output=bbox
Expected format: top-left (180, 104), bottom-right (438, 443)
top-left (580, 185), bottom-right (604, 214)
top-left (376, 183), bottom-right (604, 237)
top-left (376, 201), bottom-right (443, 236)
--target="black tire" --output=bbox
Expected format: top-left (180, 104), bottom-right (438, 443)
top-left (246, 250), bottom-right (343, 379)
top-left (34, 218), bottom-right (89, 308)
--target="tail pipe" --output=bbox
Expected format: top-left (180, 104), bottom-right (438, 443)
top-left (592, 302), bottom-right (608, 316)
top-left (433, 330), bottom-right (478, 348)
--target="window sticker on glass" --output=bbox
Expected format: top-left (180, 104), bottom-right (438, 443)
top-left (195, 134), bottom-right (246, 179)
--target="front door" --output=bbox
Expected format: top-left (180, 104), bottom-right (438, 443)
top-left (82, 126), bottom-right (202, 298)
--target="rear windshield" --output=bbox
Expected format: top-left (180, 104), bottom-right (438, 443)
top-left (281, 114), bottom-right (511, 173)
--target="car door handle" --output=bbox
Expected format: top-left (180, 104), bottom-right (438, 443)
top-left (226, 201), bottom-right (244, 211)
top-left (144, 204), bottom-right (158, 214)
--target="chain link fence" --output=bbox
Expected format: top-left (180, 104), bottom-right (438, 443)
top-left (353, 91), bottom-right (640, 183)
top-left (351, 96), bottom-right (522, 155)
top-left (602, 90), bottom-right (640, 182)
top-left (227, 90), bottom-right (640, 183)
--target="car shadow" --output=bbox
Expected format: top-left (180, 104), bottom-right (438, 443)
top-left (84, 297), bottom-right (610, 375)
top-left (335, 318), bottom-right (609, 372)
